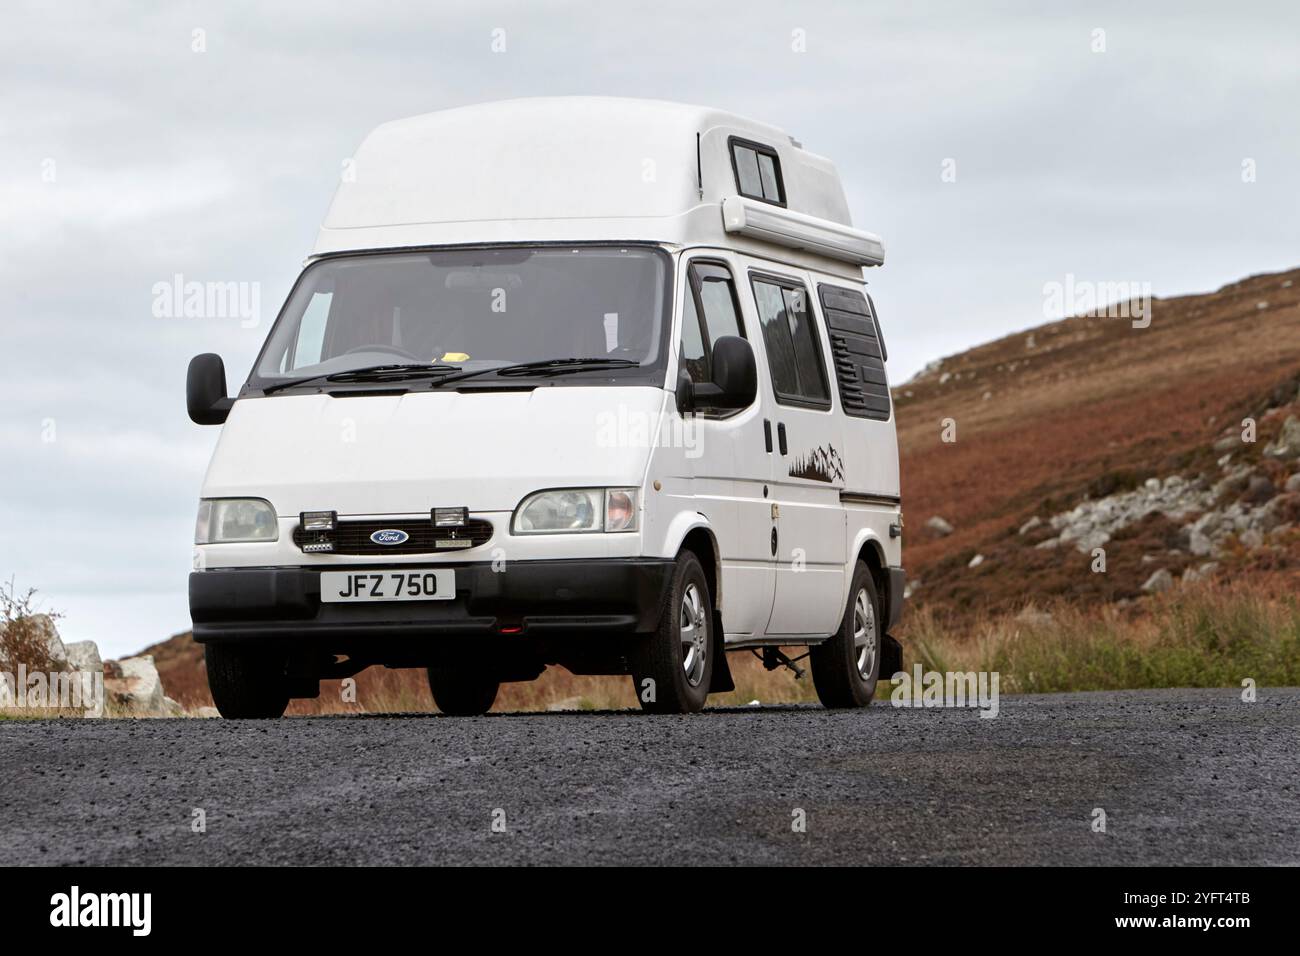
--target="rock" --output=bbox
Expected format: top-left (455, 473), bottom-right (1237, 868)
top-left (0, 614), bottom-right (67, 668)
top-left (1142, 569), bottom-right (1174, 593)
top-left (1244, 474), bottom-right (1276, 505)
top-left (1239, 528), bottom-right (1264, 548)
top-left (162, 696), bottom-right (185, 717)
top-left (1213, 435), bottom-right (1238, 453)
top-left (194, 706), bottom-right (221, 719)
top-left (1015, 606), bottom-right (1053, 625)
top-left (1035, 537), bottom-right (1060, 550)
top-left (63, 640), bottom-right (101, 675)
top-left (1188, 529), bottom-right (1214, 557)
top-left (968, 553), bottom-right (985, 568)
top-left (1265, 416), bottom-right (1300, 459)
top-left (925, 515), bottom-right (954, 537)
top-left (63, 641), bottom-right (104, 718)
top-left (1285, 473), bottom-right (1300, 494)
top-left (104, 655), bottom-right (166, 714)
top-left (546, 695), bottom-right (584, 712)
top-left (1018, 516), bottom-right (1042, 535)
top-left (1182, 562), bottom-right (1219, 584)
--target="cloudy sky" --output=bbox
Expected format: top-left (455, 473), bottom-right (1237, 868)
top-left (3, 0), bottom-right (1298, 657)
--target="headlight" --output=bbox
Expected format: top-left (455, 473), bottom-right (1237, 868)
top-left (195, 498), bottom-right (279, 544)
top-left (512, 488), bottom-right (639, 534)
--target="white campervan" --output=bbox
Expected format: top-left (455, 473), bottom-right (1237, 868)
top-left (187, 97), bottom-right (904, 718)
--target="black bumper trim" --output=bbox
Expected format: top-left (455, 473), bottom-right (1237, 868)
top-left (190, 558), bottom-right (674, 644)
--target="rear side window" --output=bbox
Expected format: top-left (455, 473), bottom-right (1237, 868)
top-left (730, 138), bottom-right (785, 205)
top-left (752, 277), bottom-right (830, 408)
top-left (817, 284), bottom-right (891, 421)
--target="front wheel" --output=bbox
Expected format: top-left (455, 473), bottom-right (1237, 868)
top-left (426, 665), bottom-right (499, 716)
top-left (810, 563), bottom-right (882, 708)
top-left (205, 643), bottom-right (290, 718)
top-left (631, 550), bottom-right (714, 714)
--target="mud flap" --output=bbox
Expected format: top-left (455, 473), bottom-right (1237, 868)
top-left (880, 634), bottom-right (903, 680)
top-left (708, 611), bottom-right (735, 692)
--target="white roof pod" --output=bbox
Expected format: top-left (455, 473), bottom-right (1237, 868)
top-left (315, 97), bottom-right (884, 272)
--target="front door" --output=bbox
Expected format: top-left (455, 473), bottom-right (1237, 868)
top-left (675, 256), bottom-right (776, 641)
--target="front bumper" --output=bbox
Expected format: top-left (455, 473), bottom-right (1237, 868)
top-left (189, 558), bottom-right (674, 644)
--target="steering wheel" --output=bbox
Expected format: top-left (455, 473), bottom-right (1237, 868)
top-left (341, 343), bottom-right (424, 361)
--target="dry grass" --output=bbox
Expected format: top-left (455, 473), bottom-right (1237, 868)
top-left (904, 581), bottom-right (1300, 693)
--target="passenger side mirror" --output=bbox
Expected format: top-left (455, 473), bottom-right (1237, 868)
top-left (187, 353), bottom-right (234, 425)
top-left (689, 335), bottom-right (757, 411)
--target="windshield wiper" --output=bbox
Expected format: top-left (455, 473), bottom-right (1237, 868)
top-left (427, 357), bottom-right (640, 388)
top-left (261, 363), bottom-right (461, 394)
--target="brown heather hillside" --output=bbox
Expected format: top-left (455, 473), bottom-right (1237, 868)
top-left (141, 266), bottom-right (1300, 711)
top-left (896, 265), bottom-right (1300, 617)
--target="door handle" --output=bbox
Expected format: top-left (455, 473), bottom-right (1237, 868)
top-left (763, 419), bottom-right (773, 453)
top-left (770, 526), bottom-right (778, 556)
top-left (777, 422), bottom-right (788, 455)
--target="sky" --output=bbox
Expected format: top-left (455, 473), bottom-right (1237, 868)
top-left (2, 0), bottom-right (1298, 657)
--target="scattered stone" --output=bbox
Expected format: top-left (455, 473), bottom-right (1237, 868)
top-left (1182, 562), bottom-right (1219, 584)
top-left (925, 515), bottom-right (954, 537)
top-left (968, 553), bottom-right (985, 569)
top-left (1256, 301), bottom-right (1270, 310)
top-left (1244, 474), bottom-right (1276, 505)
top-left (546, 695), bottom-right (584, 712)
top-left (0, 614), bottom-right (67, 668)
top-left (1018, 516), bottom-right (1042, 535)
top-left (62, 641), bottom-right (104, 718)
top-left (1285, 473), bottom-right (1300, 494)
top-left (104, 655), bottom-right (166, 714)
top-left (1213, 435), bottom-right (1238, 453)
top-left (1015, 606), bottom-right (1053, 625)
top-left (1264, 416), bottom-right (1300, 459)
top-left (1142, 569), bottom-right (1174, 593)
top-left (1188, 529), bottom-right (1214, 556)
top-left (1239, 528), bottom-right (1264, 548)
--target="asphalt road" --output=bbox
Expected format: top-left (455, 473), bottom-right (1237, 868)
top-left (2, 688), bottom-right (1297, 865)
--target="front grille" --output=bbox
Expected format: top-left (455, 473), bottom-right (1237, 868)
top-left (293, 518), bottom-right (494, 556)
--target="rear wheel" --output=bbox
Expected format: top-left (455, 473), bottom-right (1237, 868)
top-left (205, 643), bottom-right (290, 718)
top-left (426, 665), bottom-right (499, 716)
top-left (631, 550), bottom-right (714, 714)
top-left (810, 562), bottom-right (882, 709)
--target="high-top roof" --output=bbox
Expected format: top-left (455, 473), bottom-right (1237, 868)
top-left (313, 97), bottom-right (879, 274)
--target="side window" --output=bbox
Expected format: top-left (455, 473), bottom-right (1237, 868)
top-left (729, 138), bottom-right (785, 205)
top-left (679, 261), bottom-right (746, 384)
top-left (752, 277), bottom-right (830, 407)
top-left (817, 284), bottom-right (891, 421)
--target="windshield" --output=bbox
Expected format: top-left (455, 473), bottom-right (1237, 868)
top-left (249, 245), bottom-right (671, 391)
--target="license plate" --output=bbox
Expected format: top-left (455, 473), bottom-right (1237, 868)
top-left (320, 569), bottom-right (455, 603)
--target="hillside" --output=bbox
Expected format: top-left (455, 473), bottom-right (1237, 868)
top-left (897, 265), bottom-right (1300, 617)
top-left (141, 265), bottom-right (1300, 710)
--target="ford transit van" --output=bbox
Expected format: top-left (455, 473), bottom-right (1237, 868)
top-left (187, 97), bottom-right (905, 717)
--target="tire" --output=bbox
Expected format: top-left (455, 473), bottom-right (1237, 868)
top-left (426, 665), bottom-right (499, 716)
top-left (631, 550), bottom-right (714, 714)
top-left (204, 643), bottom-right (290, 719)
top-left (810, 562), bottom-right (882, 709)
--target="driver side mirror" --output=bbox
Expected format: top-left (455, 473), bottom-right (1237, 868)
top-left (677, 335), bottom-right (757, 413)
top-left (187, 353), bottom-right (234, 425)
